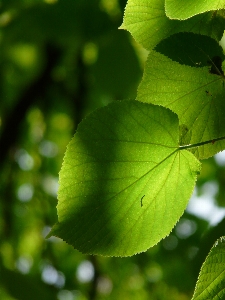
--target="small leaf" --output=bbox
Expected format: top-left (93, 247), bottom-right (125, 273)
top-left (48, 100), bottom-right (200, 256)
top-left (155, 32), bottom-right (224, 68)
top-left (121, 0), bottom-right (225, 51)
top-left (165, 0), bottom-right (225, 20)
top-left (192, 237), bottom-right (225, 300)
top-left (137, 34), bottom-right (225, 159)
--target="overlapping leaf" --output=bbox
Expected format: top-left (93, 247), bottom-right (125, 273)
top-left (155, 32), bottom-right (224, 68)
top-left (48, 100), bottom-right (200, 256)
top-left (121, 0), bottom-right (225, 51)
top-left (166, 0), bottom-right (225, 20)
top-left (137, 33), bottom-right (225, 159)
top-left (192, 237), bottom-right (225, 300)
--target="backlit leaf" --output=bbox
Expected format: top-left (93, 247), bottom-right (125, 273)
top-left (48, 100), bottom-right (200, 256)
top-left (192, 237), bottom-right (225, 300)
top-left (121, 0), bottom-right (225, 51)
top-left (166, 0), bottom-right (225, 20)
top-left (137, 33), bottom-right (225, 159)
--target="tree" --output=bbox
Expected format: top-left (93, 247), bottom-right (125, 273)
top-left (1, 0), bottom-right (225, 299)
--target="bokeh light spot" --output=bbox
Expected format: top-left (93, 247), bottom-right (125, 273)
top-left (76, 260), bottom-right (94, 283)
top-left (17, 183), bottom-right (34, 202)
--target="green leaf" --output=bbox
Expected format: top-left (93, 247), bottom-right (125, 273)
top-left (155, 32), bottom-right (224, 68)
top-left (48, 100), bottom-right (201, 256)
top-left (165, 0), bottom-right (225, 20)
top-left (121, 0), bottom-right (225, 51)
top-left (192, 237), bottom-right (225, 300)
top-left (137, 34), bottom-right (225, 159)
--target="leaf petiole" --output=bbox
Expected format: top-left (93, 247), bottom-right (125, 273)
top-left (179, 136), bottom-right (225, 150)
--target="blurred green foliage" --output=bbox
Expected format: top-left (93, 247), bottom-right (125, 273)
top-left (0, 0), bottom-right (225, 299)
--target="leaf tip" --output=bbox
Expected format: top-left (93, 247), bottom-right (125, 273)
top-left (118, 22), bottom-right (126, 30)
top-left (45, 223), bottom-right (58, 239)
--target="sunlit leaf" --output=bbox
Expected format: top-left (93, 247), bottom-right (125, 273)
top-left (137, 33), bottom-right (225, 159)
top-left (121, 0), bottom-right (225, 51)
top-left (192, 237), bottom-right (225, 300)
top-left (48, 100), bottom-right (200, 256)
top-left (165, 0), bottom-right (225, 20)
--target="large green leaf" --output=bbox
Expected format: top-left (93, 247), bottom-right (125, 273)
top-left (121, 0), bottom-right (225, 51)
top-left (165, 0), bottom-right (225, 20)
top-left (137, 34), bottom-right (225, 159)
top-left (192, 237), bottom-right (225, 300)
top-left (48, 100), bottom-right (200, 256)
